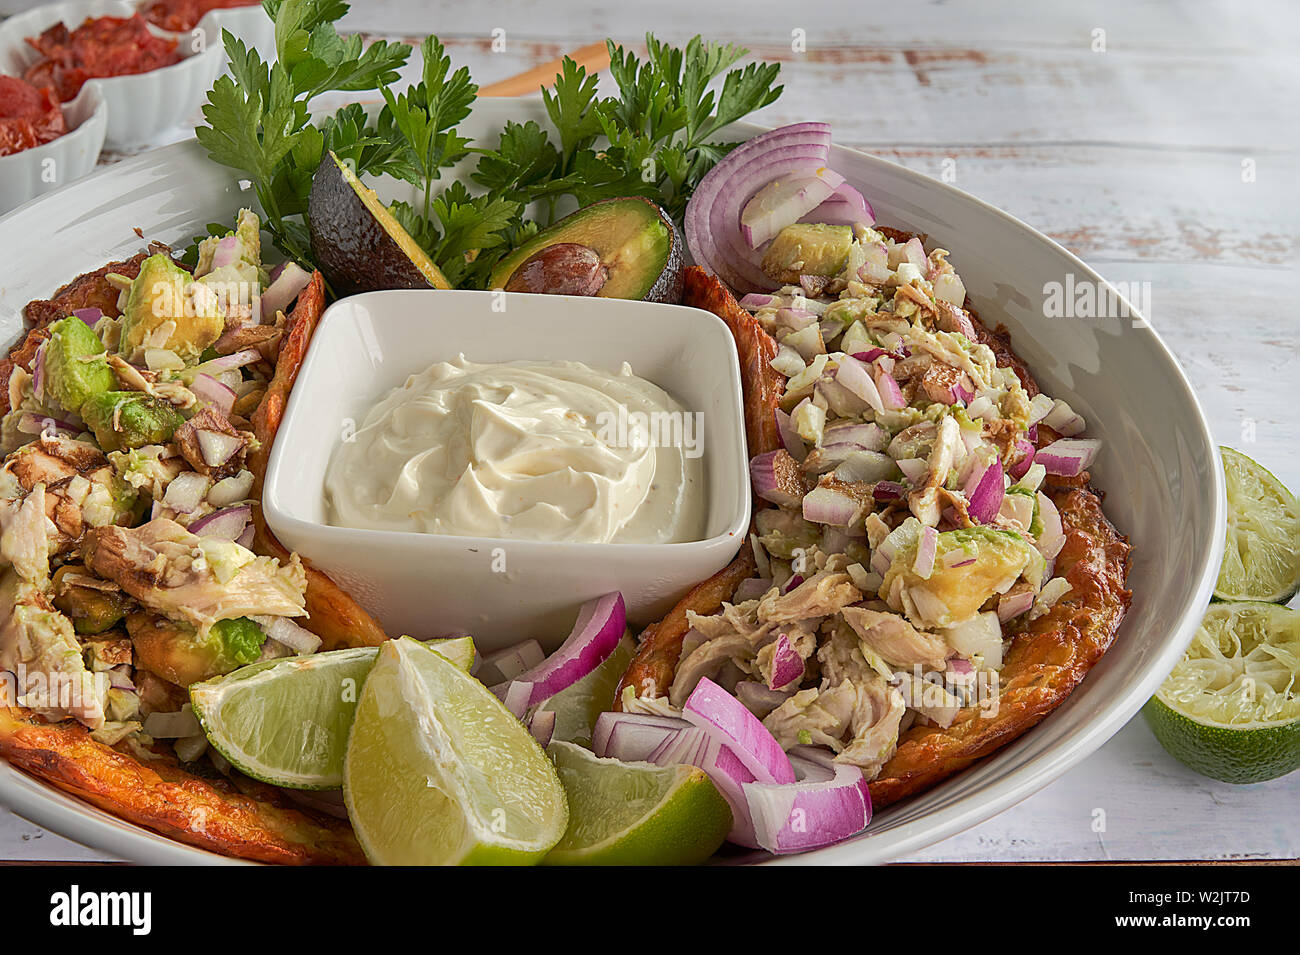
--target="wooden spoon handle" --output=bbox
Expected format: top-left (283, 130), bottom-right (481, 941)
top-left (477, 42), bottom-right (610, 97)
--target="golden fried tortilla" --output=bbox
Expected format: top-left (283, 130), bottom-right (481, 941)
top-left (1, 261), bottom-right (383, 864)
top-left (622, 264), bottom-right (1133, 811)
top-left (248, 271), bottom-right (389, 651)
top-left (0, 706), bottom-right (363, 864)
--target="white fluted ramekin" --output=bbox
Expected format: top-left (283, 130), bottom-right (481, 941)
top-left (0, 0), bottom-right (270, 151)
top-left (0, 80), bottom-right (106, 214)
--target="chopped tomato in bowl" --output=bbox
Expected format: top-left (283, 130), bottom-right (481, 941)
top-left (141, 0), bottom-right (261, 33)
top-left (23, 13), bottom-right (180, 102)
top-left (0, 75), bottom-right (66, 157)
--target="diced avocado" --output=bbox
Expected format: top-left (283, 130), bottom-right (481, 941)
top-left (42, 316), bottom-right (117, 415)
top-left (79, 391), bottom-right (185, 452)
top-left (210, 616), bottom-right (267, 667)
top-left (119, 254), bottom-right (224, 361)
top-left (127, 612), bottom-right (265, 687)
top-left (51, 565), bottom-right (129, 635)
top-left (195, 209), bottom-right (266, 290)
top-left (884, 526), bottom-right (1042, 629)
top-left (488, 197), bottom-right (684, 303)
top-left (761, 223), bottom-right (854, 284)
top-left (308, 151), bottom-right (452, 296)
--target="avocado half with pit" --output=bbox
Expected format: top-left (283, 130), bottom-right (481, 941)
top-left (308, 150), bottom-right (452, 296)
top-left (488, 197), bottom-right (684, 304)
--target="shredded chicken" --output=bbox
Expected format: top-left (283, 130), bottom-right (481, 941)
top-left (0, 570), bottom-right (105, 728)
top-left (763, 682), bottom-right (858, 750)
top-left (0, 483), bottom-right (51, 586)
top-left (756, 570), bottom-right (861, 623)
top-left (3, 435), bottom-right (131, 554)
top-left (834, 677), bottom-right (906, 776)
top-left (841, 605), bottom-right (949, 669)
top-left (106, 355), bottom-right (196, 409)
top-left (669, 632), bottom-right (755, 707)
top-left (908, 414), bottom-right (961, 526)
top-left (82, 518), bottom-right (306, 632)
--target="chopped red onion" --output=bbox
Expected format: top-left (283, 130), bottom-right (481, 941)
top-left (768, 633), bottom-right (805, 690)
top-left (260, 261), bottom-right (312, 320)
top-left (189, 505), bottom-right (251, 540)
top-left (834, 355), bottom-right (884, 413)
top-left (802, 485), bottom-right (858, 526)
top-left (965, 458), bottom-right (1005, 524)
top-left (751, 450), bottom-right (806, 508)
top-left (190, 373), bottom-right (236, 417)
top-left (912, 525), bottom-right (939, 577)
top-left (197, 430), bottom-right (243, 468)
top-left (874, 367), bottom-right (907, 410)
top-left (1036, 438), bottom-right (1100, 476)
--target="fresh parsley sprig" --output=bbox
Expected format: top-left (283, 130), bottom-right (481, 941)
top-left (196, 0), bottom-right (411, 264)
top-left (195, 4), bottom-right (784, 288)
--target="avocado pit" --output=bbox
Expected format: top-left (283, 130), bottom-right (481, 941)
top-left (504, 242), bottom-right (608, 296)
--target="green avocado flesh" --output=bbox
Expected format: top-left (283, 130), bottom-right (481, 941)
top-left (308, 151), bottom-right (451, 296)
top-left (488, 197), bottom-right (684, 303)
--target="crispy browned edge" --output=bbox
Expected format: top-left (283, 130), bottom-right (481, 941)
top-left (617, 264), bottom-right (1133, 811)
top-left (248, 271), bottom-right (388, 651)
top-left (0, 259), bottom-right (383, 864)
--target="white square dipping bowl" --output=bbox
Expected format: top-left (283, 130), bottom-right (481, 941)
top-left (262, 289), bottom-right (751, 650)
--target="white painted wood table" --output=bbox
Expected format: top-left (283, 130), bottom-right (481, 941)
top-left (0, 0), bottom-right (1296, 864)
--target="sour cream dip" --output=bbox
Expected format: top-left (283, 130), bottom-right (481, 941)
top-left (324, 356), bottom-right (705, 544)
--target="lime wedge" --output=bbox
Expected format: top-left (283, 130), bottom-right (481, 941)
top-left (189, 636), bottom-right (475, 790)
top-left (1144, 601), bottom-right (1300, 783)
top-left (535, 632), bottom-right (635, 747)
top-left (543, 740), bottom-right (731, 866)
top-left (344, 637), bottom-right (568, 865)
top-left (1215, 447), bottom-right (1300, 603)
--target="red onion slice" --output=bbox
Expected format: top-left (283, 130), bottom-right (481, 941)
top-left (494, 592), bottom-right (626, 709)
top-left (592, 712), bottom-right (691, 761)
top-left (528, 710), bottom-right (556, 747)
top-left (740, 167), bottom-right (845, 250)
top-left (744, 746), bottom-right (871, 854)
top-left (478, 639), bottom-right (546, 685)
top-left (800, 180), bottom-right (875, 227)
top-left (683, 677), bottom-right (795, 785)
top-left (684, 122), bottom-right (833, 293)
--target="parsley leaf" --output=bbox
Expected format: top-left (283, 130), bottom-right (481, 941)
top-left (196, 0), bottom-right (410, 265)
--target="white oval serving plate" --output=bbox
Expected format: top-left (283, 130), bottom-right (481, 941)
top-left (0, 97), bottom-right (1224, 865)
